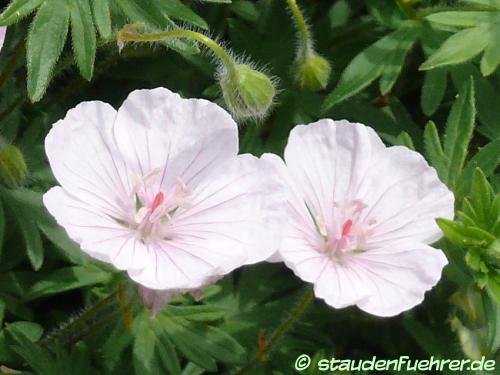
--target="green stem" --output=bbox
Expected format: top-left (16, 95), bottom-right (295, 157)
top-left (234, 288), bottom-right (314, 374)
top-left (286, 0), bottom-right (312, 60)
top-left (119, 28), bottom-right (238, 79)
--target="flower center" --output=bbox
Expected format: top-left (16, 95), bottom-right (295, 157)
top-left (124, 170), bottom-right (192, 242)
top-left (310, 199), bottom-right (376, 260)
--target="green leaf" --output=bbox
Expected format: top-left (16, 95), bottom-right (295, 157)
top-left (420, 26), bottom-right (489, 71)
top-left (38, 221), bottom-right (90, 265)
top-left (157, 333), bottom-right (182, 375)
top-left (458, 138), bottom-right (500, 198)
top-left (487, 274), bottom-right (500, 305)
top-left (70, 0), bottom-right (96, 80)
top-left (366, 0), bottom-right (406, 29)
top-left (160, 315), bottom-right (246, 365)
top-left (426, 11), bottom-right (495, 27)
top-left (450, 64), bottom-right (500, 140)
top-left (0, 321), bottom-right (43, 363)
top-left (395, 131), bottom-right (415, 150)
top-left (436, 218), bottom-right (495, 246)
top-left (322, 22), bottom-right (419, 111)
top-left (133, 313), bottom-right (182, 375)
top-left (133, 315), bottom-right (157, 374)
top-left (10, 330), bottom-right (56, 375)
top-left (154, 0), bottom-right (208, 29)
top-left (229, 0), bottom-right (259, 23)
top-left (27, 0), bottom-right (70, 102)
top-left (91, 0), bottom-right (111, 38)
top-left (0, 0), bottom-right (43, 26)
top-left (442, 78), bottom-right (476, 188)
top-left (421, 68), bottom-right (447, 116)
top-left (25, 266), bottom-right (113, 300)
top-left (423, 120), bottom-right (447, 180)
top-left (480, 24), bottom-right (500, 75)
top-left (4, 192), bottom-right (44, 270)
top-left (469, 168), bottom-right (494, 227)
top-left (164, 305), bottom-right (226, 322)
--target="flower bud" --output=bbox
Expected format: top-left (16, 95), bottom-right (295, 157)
top-left (219, 64), bottom-right (276, 120)
top-left (292, 54), bottom-right (332, 91)
top-left (0, 145), bottom-right (27, 188)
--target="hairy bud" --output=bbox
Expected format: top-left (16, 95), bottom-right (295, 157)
top-left (219, 64), bottom-right (276, 120)
top-left (292, 53), bottom-right (331, 91)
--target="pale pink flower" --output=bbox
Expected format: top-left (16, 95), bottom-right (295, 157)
top-left (265, 119), bottom-right (454, 317)
top-left (43, 88), bottom-right (284, 291)
top-left (0, 27), bottom-right (6, 53)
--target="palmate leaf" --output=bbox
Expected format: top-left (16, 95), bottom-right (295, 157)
top-left (131, 306), bottom-right (246, 374)
top-left (422, 5), bottom-right (500, 75)
top-left (321, 21), bottom-right (420, 111)
top-left (1, 0), bottom-right (208, 101)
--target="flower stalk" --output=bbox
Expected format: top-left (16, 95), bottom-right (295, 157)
top-left (118, 27), bottom-right (238, 80)
top-left (286, 0), bottom-right (331, 91)
top-left (286, 0), bottom-right (312, 60)
top-left (118, 26), bottom-right (276, 120)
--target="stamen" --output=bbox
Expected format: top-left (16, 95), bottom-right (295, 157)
top-left (151, 192), bottom-right (164, 213)
top-left (341, 219), bottom-right (353, 237)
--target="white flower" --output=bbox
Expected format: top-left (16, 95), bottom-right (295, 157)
top-left (265, 119), bottom-right (454, 317)
top-left (44, 88), bottom-right (285, 291)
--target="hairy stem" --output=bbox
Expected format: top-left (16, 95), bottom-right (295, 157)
top-left (234, 288), bottom-right (314, 374)
top-left (286, 0), bottom-right (312, 60)
top-left (40, 290), bottom-right (119, 348)
top-left (118, 28), bottom-right (238, 80)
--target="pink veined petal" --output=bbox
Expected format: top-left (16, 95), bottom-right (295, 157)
top-left (175, 154), bottom-right (285, 264)
top-left (359, 146), bottom-right (454, 246)
top-left (43, 187), bottom-right (150, 272)
top-left (112, 87), bottom-right (238, 200)
top-left (261, 153), bottom-right (322, 258)
top-left (351, 241), bottom-right (448, 317)
top-left (44, 101), bottom-right (131, 220)
top-left (284, 120), bottom-right (385, 227)
top-left (0, 27), bottom-right (6, 52)
top-left (131, 154), bottom-right (285, 290)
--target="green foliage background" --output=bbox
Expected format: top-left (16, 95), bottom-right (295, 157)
top-left (0, 0), bottom-right (498, 374)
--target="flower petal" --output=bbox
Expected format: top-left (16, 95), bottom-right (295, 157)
top-left (284, 119), bottom-right (385, 225)
top-left (351, 241), bottom-right (448, 317)
top-left (43, 187), bottom-right (150, 272)
top-left (127, 154), bottom-right (286, 290)
top-left (359, 146), bottom-right (454, 246)
top-left (112, 87), bottom-right (238, 200)
top-left (45, 101), bottom-right (131, 220)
